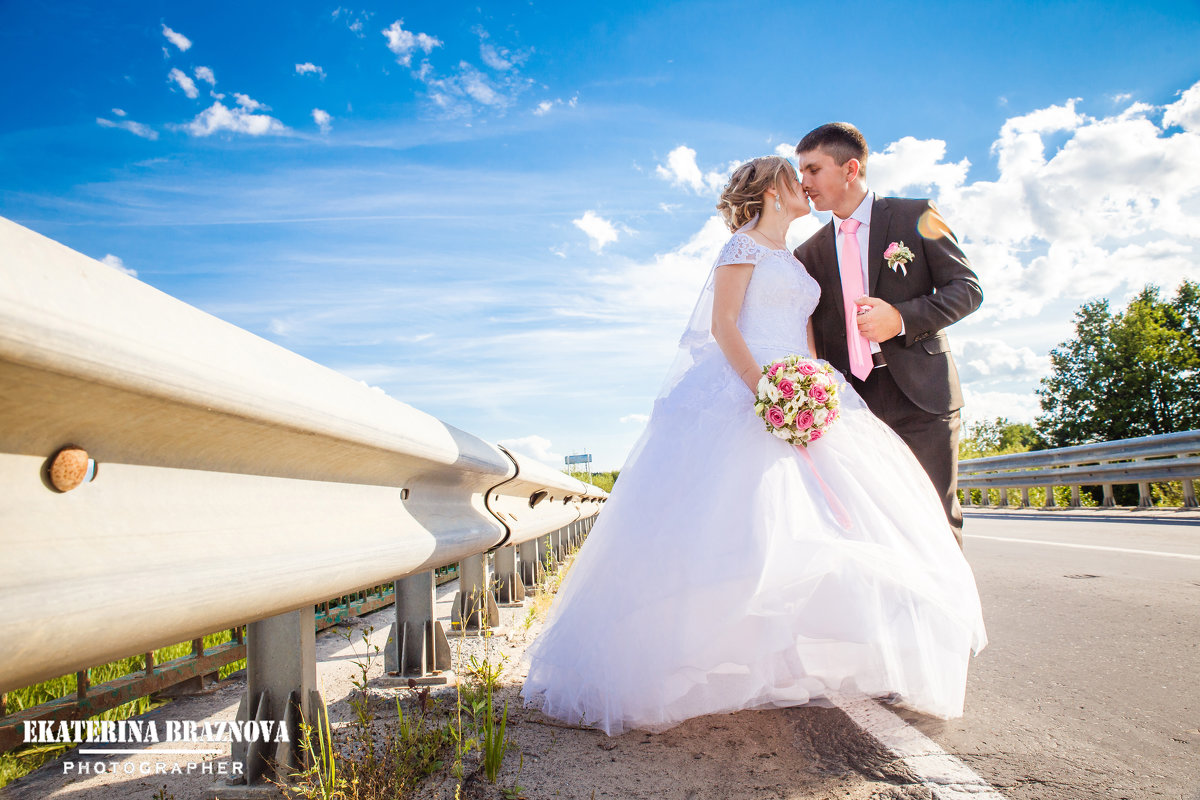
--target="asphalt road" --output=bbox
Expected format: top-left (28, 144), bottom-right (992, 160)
top-left (888, 511), bottom-right (1200, 800)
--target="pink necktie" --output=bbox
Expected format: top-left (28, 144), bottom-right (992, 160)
top-left (838, 218), bottom-right (872, 381)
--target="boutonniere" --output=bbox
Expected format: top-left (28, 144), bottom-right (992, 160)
top-left (883, 241), bottom-right (915, 276)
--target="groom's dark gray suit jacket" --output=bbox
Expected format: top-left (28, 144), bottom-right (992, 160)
top-left (793, 196), bottom-right (982, 415)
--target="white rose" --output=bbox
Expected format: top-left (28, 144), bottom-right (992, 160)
top-left (815, 408), bottom-right (828, 425)
top-left (766, 384), bottom-right (782, 402)
top-left (771, 427), bottom-right (791, 441)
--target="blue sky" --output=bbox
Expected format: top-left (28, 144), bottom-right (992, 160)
top-left (3, 1), bottom-right (1199, 470)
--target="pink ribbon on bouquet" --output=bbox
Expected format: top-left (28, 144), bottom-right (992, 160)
top-left (795, 445), bottom-right (854, 531)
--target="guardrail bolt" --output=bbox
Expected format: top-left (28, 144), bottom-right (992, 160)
top-left (48, 445), bottom-right (92, 492)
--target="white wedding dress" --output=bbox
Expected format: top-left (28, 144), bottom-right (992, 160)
top-left (520, 230), bottom-right (988, 736)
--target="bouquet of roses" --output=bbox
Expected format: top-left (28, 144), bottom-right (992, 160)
top-left (753, 355), bottom-right (841, 446)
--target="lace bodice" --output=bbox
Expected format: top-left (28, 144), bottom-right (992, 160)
top-left (715, 233), bottom-right (821, 356)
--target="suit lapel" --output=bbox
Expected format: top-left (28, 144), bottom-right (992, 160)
top-left (867, 196), bottom-right (891, 294)
top-left (818, 219), bottom-right (839, 301)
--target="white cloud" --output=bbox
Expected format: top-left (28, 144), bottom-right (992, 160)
top-left (403, 29), bottom-right (532, 117)
top-left (480, 43), bottom-right (512, 71)
top-left (774, 142), bottom-right (795, 159)
top-left (620, 414), bottom-right (649, 424)
top-left (382, 20), bottom-right (442, 66)
top-left (573, 211), bottom-right (621, 252)
top-left (869, 136), bottom-right (970, 198)
top-left (179, 101), bottom-right (289, 137)
top-left (355, 379), bottom-right (389, 397)
top-left (112, 108), bottom-right (127, 117)
top-left (295, 62), bottom-right (326, 79)
top-left (100, 254), bottom-right (137, 277)
top-left (960, 387), bottom-right (1042, 427)
top-left (161, 24), bottom-right (191, 52)
top-left (233, 93), bottom-right (267, 112)
top-left (168, 67), bottom-right (199, 99)
top-left (475, 25), bottom-right (528, 72)
top-left (333, 7), bottom-right (370, 36)
top-left (588, 214), bottom-right (730, 327)
top-left (868, 82), bottom-right (1200, 320)
top-left (458, 63), bottom-right (503, 106)
top-left (96, 116), bottom-right (158, 140)
top-left (659, 202), bottom-right (681, 213)
top-left (1163, 82), bottom-right (1200, 130)
top-left (498, 435), bottom-right (562, 469)
top-left (194, 66), bottom-right (215, 85)
top-left (957, 338), bottom-right (1050, 383)
top-left (533, 100), bottom-right (555, 116)
top-left (312, 108), bottom-right (332, 133)
top-left (655, 145), bottom-right (731, 194)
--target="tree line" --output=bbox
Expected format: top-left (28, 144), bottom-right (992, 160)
top-left (960, 279), bottom-right (1199, 505)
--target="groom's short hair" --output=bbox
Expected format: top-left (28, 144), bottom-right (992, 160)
top-left (795, 123), bottom-right (868, 174)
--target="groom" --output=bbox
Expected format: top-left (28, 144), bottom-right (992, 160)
top-left (793, 122), bottom-right (981, 549)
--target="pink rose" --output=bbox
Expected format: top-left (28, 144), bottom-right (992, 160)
top-left (766, 405), bottom-right (786, 428)
top-left (796, 361), bottom-right (817, 376)
top-left (884, 242), bottom-right (899, 259)
top-left (828, 409), bottom-right (839, 423)
top-left (768, 362), bottom-right (783, 377)
top-left (808, 385), bottom-right (829, 403)
top-left (808, 428), bottom-right (823, 442)
top-left (778, 379), bottom-right (795, 399)
top-left (796, 409), bottom-right (815, 430)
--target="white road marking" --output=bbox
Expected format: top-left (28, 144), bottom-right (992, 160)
top-left (966, 533), bottom-right (1200, 560)
top-left (831, 692), bottom-right (1007, 799)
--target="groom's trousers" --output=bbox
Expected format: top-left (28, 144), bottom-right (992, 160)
top-left (851, 365), bottom-right (964, 551)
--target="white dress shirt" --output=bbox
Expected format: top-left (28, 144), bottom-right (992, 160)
top-left (832, 191), bottom-right (882, 355)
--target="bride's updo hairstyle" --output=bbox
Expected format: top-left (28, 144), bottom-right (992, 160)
top-left (716, 156), bottom-right (799, 233)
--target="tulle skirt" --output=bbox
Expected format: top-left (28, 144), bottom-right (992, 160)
top-left (520, 345), bottom-right (988, 736)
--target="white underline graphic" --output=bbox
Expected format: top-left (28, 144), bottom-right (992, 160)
top-left (77, 748), bottom-right (225, 755)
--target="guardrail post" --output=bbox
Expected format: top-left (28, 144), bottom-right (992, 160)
top-left (1069, 485), bottom-right (1082, 507)
top-left (1134, 457), bottom-right (1154, 506)
top-left (494, 544), bottom-right (525, 605)
top-left (382, 571), bottom-right (452, 685)
top-left (1102, 483), bottom-right (1116, 507)
top-left (997, 487), bottom-right (1009, 507)
top-left (451, 553), bottom-right (501, 634)
top-left (217, 608), bottom-right (316, 794)
top-left (1043, 484), bottom-right (1056, 508)
top-left (518, 538), bottom-right (542, 590)
top-left (1185, 479), bottom-right (1198, 508)
top-left (1020, 487), bottom-right (1030, 508)
top-left (551, 526), bottom-right (565, 562)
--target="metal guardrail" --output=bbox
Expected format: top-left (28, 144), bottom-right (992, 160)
top-left (958, 429), bottom-right (1200, 508)
top-left (0, 216), bottom-right (605, 781)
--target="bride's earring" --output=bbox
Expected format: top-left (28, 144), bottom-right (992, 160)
top-left (774, 194), bottom-right (782, 212)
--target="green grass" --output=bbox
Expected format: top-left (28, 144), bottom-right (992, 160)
top-left (567, 470), bottom-right (618, 493)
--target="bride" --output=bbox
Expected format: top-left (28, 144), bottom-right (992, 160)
top-left (520, 155), bottom-right (987, 736)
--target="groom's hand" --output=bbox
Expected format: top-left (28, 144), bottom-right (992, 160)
top-left (854, 296), bottom-right (903, 342)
